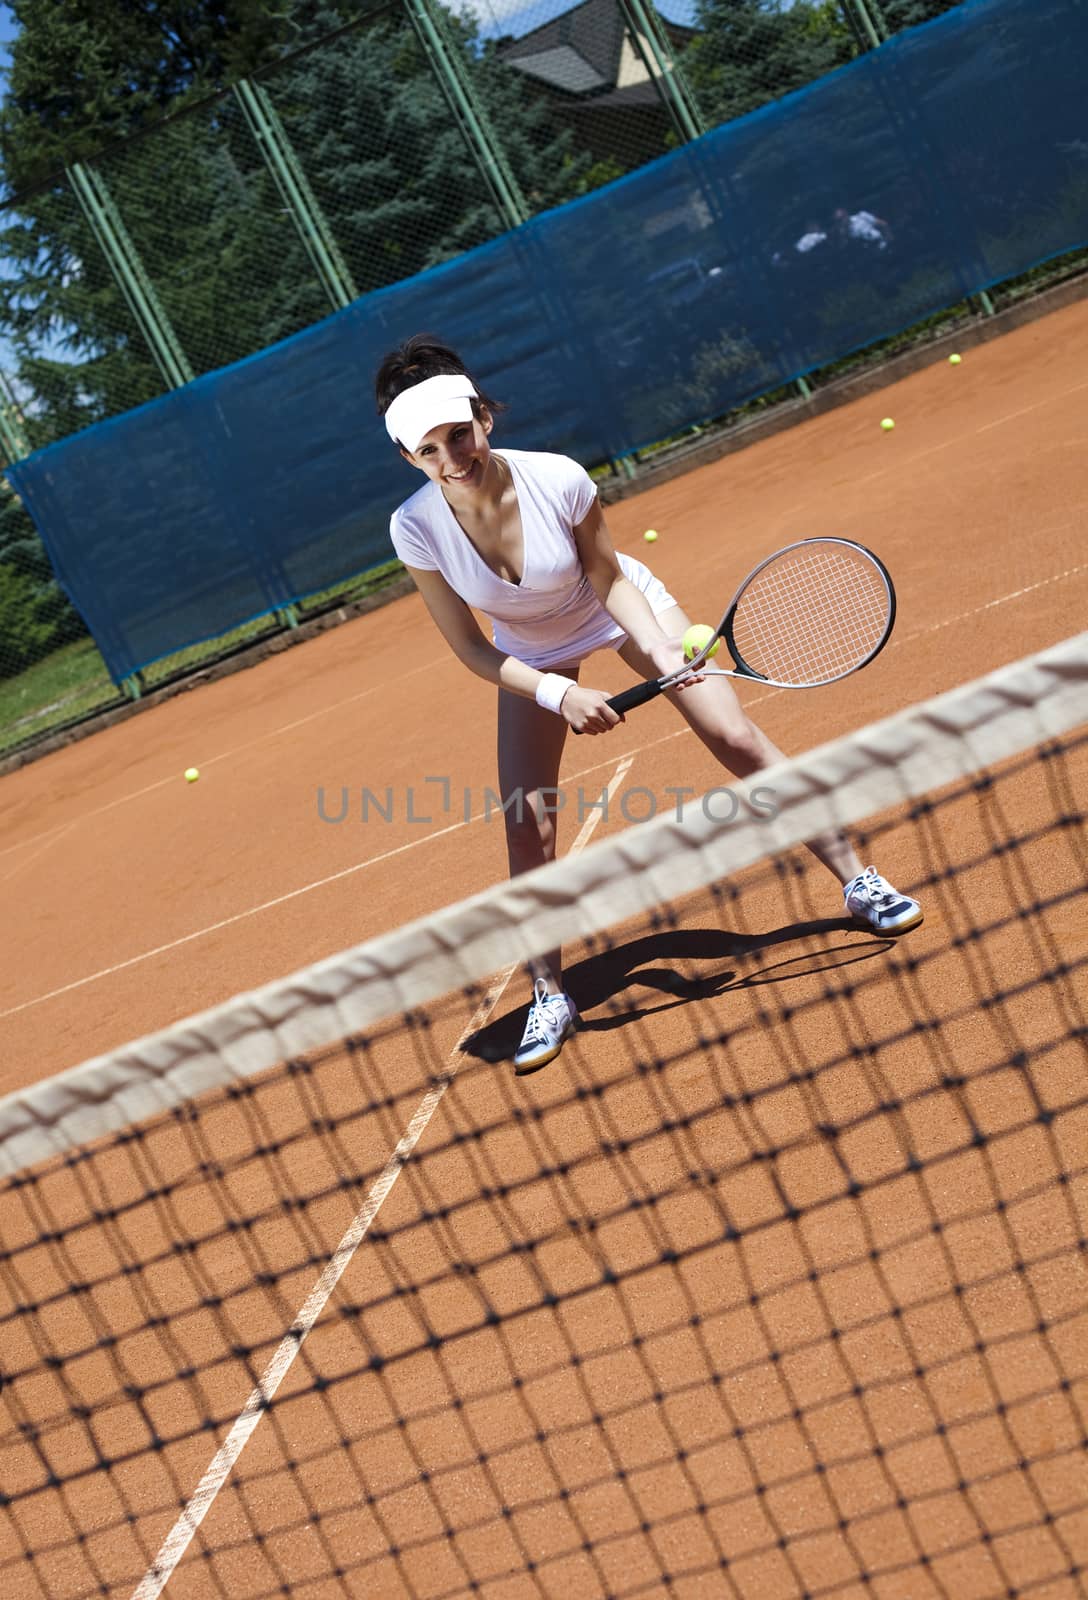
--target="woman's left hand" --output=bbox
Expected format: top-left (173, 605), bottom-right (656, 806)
top-left (648, 636), bottom-right (706, 688)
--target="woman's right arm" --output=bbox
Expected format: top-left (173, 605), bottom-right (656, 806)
top-left (406, 566), bottom-right (621, 734)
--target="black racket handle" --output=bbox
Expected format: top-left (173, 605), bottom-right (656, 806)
top-left (607, 678), bottom-right (667, 714)
top-left (570, 675), bottom-right (666, 734)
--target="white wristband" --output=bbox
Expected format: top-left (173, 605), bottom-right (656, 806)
top-left (535, 673), bottom-right (575, 714)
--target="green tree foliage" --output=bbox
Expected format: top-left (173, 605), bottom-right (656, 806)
top-left (0, 556), bottom-right (69, 677)
top-left (0, 1), bottom-right (587, 431)
top-left (0, 0), bottom-right (968, 684)
top-left (0, 1), bottom-right (332, 430)
top-left (262, 5), bottom-right (587, 307)
top-left (0, 0), bottom-right (585, 671)
top-left (0, 1), bottom-right (317, 656)
top-left (0, 471), bottom-right (49, 574)
top-left (262, 10), bottom-right (507, 304)
top-left (681, 0), bottom-right (965, 132)
top-left (875, 0), bottom-right (963, 33)
top-left (683, 0), bottom-right (855, 129)
top-left (0, 0), bottom-right (307, 193)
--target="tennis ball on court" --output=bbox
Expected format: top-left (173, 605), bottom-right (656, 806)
top-left (184, 767), bottom-right (200, 783)
top-left (644, 528), bottom-right (659, 543)
top-left (949, 352), bottom-right (962, 365)
top-left (880, 417), bottom-right (895, 431)
top-left (683, 624), bottom-right (720, 662)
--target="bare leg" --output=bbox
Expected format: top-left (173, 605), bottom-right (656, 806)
top-left (496, 667), bottom-right (580, 993)
top-left (618, 609), bottom-right (863, 884)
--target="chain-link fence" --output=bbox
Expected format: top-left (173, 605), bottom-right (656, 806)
top-left (7, 0), bottom-right (1076, 761)
top-left (0, 0), bottom-right (727, 754)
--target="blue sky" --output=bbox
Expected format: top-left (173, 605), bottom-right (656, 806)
top-left (0, 4), bottom-right (14, 81)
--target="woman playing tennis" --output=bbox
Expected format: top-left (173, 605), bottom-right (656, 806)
top-left (377, 334), bottom-right (922, 1071)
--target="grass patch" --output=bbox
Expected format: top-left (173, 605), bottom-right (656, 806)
top-left (296, 559), bottom-right (406, 617)
top-left (138, 561), bottom-right (408, 689)
top-left (138, 613), bottom-right (282, 690)
top-left (0, 634), bottom-right (119, 757)
top-left (4, 244), bottom-right (1084, 760)
top-left (0, 561), bottom-right (411, 761)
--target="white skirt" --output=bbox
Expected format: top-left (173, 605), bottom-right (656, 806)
top-left (493, 554), bottom-right (679, 670)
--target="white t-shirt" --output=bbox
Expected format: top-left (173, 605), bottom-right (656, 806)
top-left (389, 448), bottom-right (670, 668)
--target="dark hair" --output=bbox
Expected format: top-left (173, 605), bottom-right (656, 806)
top-left (374, 333), bottom-right (504, 445)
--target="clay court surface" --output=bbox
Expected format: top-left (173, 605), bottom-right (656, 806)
top-left (1, 299), bottom-right (1086, 1598)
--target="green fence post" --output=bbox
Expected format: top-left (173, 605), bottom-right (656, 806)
top-left (626, 0), bottom-right (812, 408)
top-left (841, 0), bottom-right (887, 51)
top-left (66, 163), bottom-right (194, 390)
top-left (617, 2), bottom-right (813, 415)
top-left (617, 0), bottom-right (707, 144)
top-left (67, 161), bottom-right (305, 641)
top-left (404, 0), bottom-right (530, 228)
top-left (405, 0), bottom-right (647, 479)
top-left (0, 371), bottom-right (29, 462)
top-left (234, 78), bottom-right (359, 310)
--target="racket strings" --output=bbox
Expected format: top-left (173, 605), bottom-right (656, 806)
top-left (731, 547), bottom-right (891, 686)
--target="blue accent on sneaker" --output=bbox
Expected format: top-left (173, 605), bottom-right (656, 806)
top-left (844, 866), bottom-right (924, 934)
top-left (514, 979), bottom-right (579, 1072)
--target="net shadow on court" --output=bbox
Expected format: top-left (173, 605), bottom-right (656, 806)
top-left (1, 637), bottom-right (1086, 1599)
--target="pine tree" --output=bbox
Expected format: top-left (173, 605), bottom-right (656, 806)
top-left (0, 1), bottom-right (330, 439)
top-left (0, 0), bottom-right (305, 192)
top-left (0, 0), bottom-right (315, 671)
top-left (255, 4), bottom-right (588, 317)
top-left (0, 0), bottom-right (589, 675)
top-left (683, 0), bottom-right (854, 130)
top-left (876, 0), bottom-right (963, 34)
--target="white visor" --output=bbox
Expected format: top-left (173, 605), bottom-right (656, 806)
top-left (385, 373), bottom-right (479, 453)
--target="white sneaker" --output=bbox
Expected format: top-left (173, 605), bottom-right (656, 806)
top-left (844, 866), bottom-right (923, 934)
top-left (514, 978), bottom-right (578, 1072)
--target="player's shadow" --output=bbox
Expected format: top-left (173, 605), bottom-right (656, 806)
top-left (461, 916), bottom-right (895, 1065)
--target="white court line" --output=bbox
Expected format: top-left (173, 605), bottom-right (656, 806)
top-left (765, 378), bottom-right (1088, 528)
top-left (0, 774), bottom-right (170, 863)
top-left (129, 755), bottom-right (634, 1600)
top-left (0, 822), bottom-right (75, 887)
top-left (4, 550), bottom-right (1081, 1024)
top-left (7, 363), bottom-right (1088, 867)
top-left (847, 378), bottom-right (1088, 492)
top-left (898, 562), bottom-right (1088, 639)
top-left (0, 812), bottom-right (480, 1022)
top-left (0, 656), bottom-right (445, 863)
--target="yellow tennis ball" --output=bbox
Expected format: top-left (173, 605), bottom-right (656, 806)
top-left (643, 528), bottom-right (658, 543)
top-left (184, 767), bottom-right (200, 783)
top-left (949, 352), bottom-right (962, 365)
top-left (880, 417), bottom-right (895, 431)
top-left (683, 624), bottom-right (719, 662)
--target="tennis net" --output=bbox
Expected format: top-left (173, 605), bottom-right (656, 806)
top-left (1, 633), bottom-right (1086, 1600)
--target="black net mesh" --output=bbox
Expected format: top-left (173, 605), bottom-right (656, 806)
top-left (2, 711), bottom-right (1085, 1599)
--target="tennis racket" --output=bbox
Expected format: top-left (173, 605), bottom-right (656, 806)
top-left (607, 537), bottom-right (895, 716)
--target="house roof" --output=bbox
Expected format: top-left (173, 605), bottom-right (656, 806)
top-left (495, 0), bottom-right (695, 98)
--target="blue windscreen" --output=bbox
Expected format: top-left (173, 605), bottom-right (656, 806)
top-left (8, 0), bottom-right (1087, 682)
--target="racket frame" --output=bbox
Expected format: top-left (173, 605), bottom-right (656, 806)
top-left (605, 537), bottom-right (896, 717)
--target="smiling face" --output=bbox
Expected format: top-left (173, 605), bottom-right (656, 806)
top-left (402, 409), bottom-right (495, 495)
